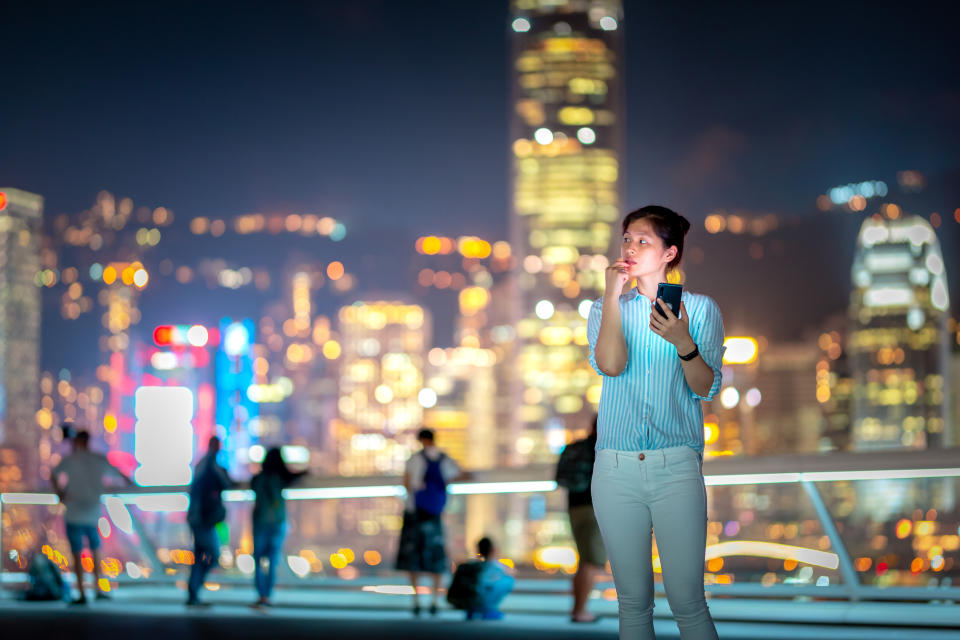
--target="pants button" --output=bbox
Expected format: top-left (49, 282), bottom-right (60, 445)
top-left (638, 453), bottom-right (645, 461)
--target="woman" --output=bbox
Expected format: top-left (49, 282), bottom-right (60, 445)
top-left (250, 447), bottom-right (306, 607)
top-left (587, 205), bottom-right (724, 640)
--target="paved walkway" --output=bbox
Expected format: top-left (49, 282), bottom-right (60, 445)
top-left (2, 585), bottom-right (959, 640)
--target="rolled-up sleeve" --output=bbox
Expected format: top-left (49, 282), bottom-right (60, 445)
top-left (691, 296), bottom-right (725, 401)
top-left (586, 299), bottom-right (604, 376)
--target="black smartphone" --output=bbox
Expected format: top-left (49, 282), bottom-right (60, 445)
top-left (655, 283), bottom-right (683, 318)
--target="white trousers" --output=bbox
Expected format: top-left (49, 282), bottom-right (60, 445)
top-left (591, 447), bottom-right (718, 640)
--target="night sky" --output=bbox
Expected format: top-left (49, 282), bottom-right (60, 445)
top-left (2, 1), bottom-right (958, 371)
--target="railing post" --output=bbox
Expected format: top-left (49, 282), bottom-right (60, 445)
top-left (801, 478), bottom-right (861, 602)
top-left (117, 496), bottom-right (169, 581)
top-left (0, 498), bottom-right (5, 596)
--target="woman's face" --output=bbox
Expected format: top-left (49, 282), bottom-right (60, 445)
top-left (620, 218), bottom-right (676, 278)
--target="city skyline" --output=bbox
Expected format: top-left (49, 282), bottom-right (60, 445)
top-left (1, 1), bottom-right (958, 472)
top-left (1, 1), bottom-right (959, 607)
top-left (2, 0), bottom-right (956, 373)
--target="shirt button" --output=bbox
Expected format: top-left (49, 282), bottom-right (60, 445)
top-left (638, 453), bottom-right (646, 461)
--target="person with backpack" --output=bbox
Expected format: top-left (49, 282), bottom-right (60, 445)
top-left (250, 446), bottom-right (307, 607)
top-left (555, 415), bottom-right (606, 623)
top-left (186, 436), bottom-right (235, 607)
top-left (447, 537), bottom-right (515, 620)
top-left (396, 428), bottom-right (469, 616)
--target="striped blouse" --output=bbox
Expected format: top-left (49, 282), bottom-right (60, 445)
top-left (587, 288), bottom-right (726, 453)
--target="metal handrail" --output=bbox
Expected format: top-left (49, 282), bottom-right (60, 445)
top-left (3, 450), bottom-right (958, 604)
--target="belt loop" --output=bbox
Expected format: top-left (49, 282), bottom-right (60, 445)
top-left (614, 451), bottom-right (620, 468)
top-left (661, 450), bottom-right (666, 468)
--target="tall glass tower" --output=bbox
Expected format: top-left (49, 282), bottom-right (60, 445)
top-left (336, 301), bottom-right (430, 476)
top-left (508, 0), bottom-right (624, 462)
top-left (0, 188), bottom-right (43, 488)
top-left (848, 212), bottom-right (952, 449)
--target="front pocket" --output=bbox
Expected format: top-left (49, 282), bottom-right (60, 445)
top-left (666, 453), bottom-right (701, 476)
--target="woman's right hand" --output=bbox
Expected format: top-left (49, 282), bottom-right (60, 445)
top-left (604, 260), bottom-right (630, 298)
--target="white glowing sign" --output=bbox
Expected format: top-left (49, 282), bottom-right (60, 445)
top-left (134, 386), bottom-right (194, 486)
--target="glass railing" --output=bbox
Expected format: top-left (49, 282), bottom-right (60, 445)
top-left (3, 450), bottom-right (959, 603)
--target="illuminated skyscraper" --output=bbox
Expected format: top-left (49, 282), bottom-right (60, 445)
top-left (0, 188), bottom-right (43, 487)
top-left (752, 342), bottom-right (823, 454)
top-left (216, 318), bottom-right (258, 473)
top-left (509, 0), bottom-right (624, 461)
top-left (421, 346), bottom-right (499, 470)
top-left (336, 301), bottom-right (430, 476)
top-left (815, 319), bottom-right (854, 452)
top-left (848, 212), bottom-right (951, 449)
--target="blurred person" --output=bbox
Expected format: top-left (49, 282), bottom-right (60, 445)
top-left (23, 547), bottom-right (66, 601)
top-left (396, 428), bottom-right (469, 616)
top-left (555, 414), bottom-right (606, 623)
top-left (250, 446), bottom-right (307, 607)
top-left (186, 435), bottom-right (234, 607)
top-left (447, 537), bottom-right (515, 621)
top-left (588, 205), bottom-right (724, 640)
top-left (50, 429), bottom-right (132, 604)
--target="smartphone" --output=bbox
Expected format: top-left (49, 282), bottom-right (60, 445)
top-left (655, 283), bottom-right (683, 318)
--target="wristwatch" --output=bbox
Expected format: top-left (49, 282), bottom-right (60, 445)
top-left (678, 345), bottom-right (699, 361)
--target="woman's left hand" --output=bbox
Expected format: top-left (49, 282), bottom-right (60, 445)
top-left (650, 299), bottom-right (695, 353)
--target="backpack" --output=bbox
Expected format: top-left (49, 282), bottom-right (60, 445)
top-left (555, 439), bottom-right (595, 494)
top-left (446, 561), bottom-right (483, 610)
top-left (414, 452), bottom-right (448, 516)
top-left (24, 553), bottom-right (65, 601)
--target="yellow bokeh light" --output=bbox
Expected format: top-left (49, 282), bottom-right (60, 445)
top-left (102, 266), bottom-right (117, 285)
top-left (422, 236), bottom-right (442, 255)
top-left (458, 286), bottom-right (489, 316)
top-left (558, 106), bottom-right (594, 125)
top-left (722, 337), bottom-right (758, 365)
top-left (704, 422), bottom-right (719, 445)
top-left (323, 340), bottom-right (341, 359)
top-left (374, 385), bottom-right (393, 404)
top-left (816, 386), bottom-right (831, 403)
top-left (458, 237), bottom-right (492, 259)
top-left (35, 409), bottom-right (53, 429)
top-left (104, 414), bottom-right (118, 433)
top-left (539, 326), bottom-right (572, 346)
top-left (533, 546), bottom-right (578, 572)
top-left (586, 385), bottom-right (602, 405)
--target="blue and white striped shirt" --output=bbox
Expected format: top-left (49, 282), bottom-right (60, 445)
top-left (587, 288), bottom-right (726, 453)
